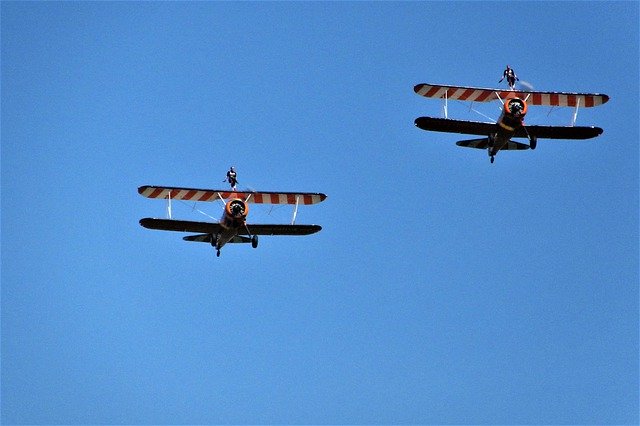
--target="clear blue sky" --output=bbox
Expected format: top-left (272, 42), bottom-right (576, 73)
top-left (2, 2), bottom-right (638, 424)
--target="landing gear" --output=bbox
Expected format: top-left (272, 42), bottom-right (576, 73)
top-left (490, 155), bottom-right (495, 163)
top-left (529, 136), bottom-right (537, 150)
top-left (251, 235), bottom-right (259, 249)
top-left (488, 136), bottom-right (496, 163)
top-left (211, 234), bottom-right (221, 257)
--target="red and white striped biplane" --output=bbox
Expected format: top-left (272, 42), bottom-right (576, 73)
top-left (414, 83), bottom-right (609, 163)
top-left (138, 185), bottom-right (327, 257)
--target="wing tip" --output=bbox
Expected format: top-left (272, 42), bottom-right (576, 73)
top-left (139, 217), bottom-right (155, 228)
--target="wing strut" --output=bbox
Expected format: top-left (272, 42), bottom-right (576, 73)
top-left (443, 90), bottom-right (448, 119)
top-left (167, 191), bottom-right (172, 219)
top-left (571, 97), bottom-right (581, 127)
top-left (292, 195), bottom-right (300, 224)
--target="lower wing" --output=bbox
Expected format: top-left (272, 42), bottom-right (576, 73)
top-left (415, 117), bottom-right (603, 140)
top-left (140, 218), bottom-right (321, 236)
top-left (515, 125), bottom-right (603, 140)
top-left (415, 117), bottom-right (497, 136)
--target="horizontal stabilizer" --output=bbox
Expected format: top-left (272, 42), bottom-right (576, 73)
top-left (455, 138), bottom-right (489, 149)
top-left (183, 234), bottom-right (251, 244)
top-left (140, 218), bottom-right (322, 236)
top-left (183, 234), bottom-right (213, 243)
top-left (456, 138), bottom-right (529, 151)
top-left (414, 83), bottom-right (609, 107)
top-left (138, 186), bottom-right (326, 205)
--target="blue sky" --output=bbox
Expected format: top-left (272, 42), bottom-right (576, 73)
top-left (2, 2), bottom-right (638, 424)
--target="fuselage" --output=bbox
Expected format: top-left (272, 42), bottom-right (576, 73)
top-left (490, 96), bottom-right (528, 156)
top-left (215, 198), bottom-right (249, 249)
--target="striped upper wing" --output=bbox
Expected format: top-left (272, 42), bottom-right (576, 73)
top-left (414, 83), bottom-right (609, 107)
top-left (138, 186), bottom-right (327, 205)
top-left (140, 218), bottom-right (321, 236)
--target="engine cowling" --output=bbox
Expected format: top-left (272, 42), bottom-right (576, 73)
top-left (498, 97), bottom-right (528, 133)
top-left (222, 199), bottom-right (249, 227)
top-left (503, 97), bottom-right (528, 119)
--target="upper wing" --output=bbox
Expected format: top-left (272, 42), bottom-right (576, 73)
top-left (138, 186), bottom-right (327, 205)
top-left (415, 116), bottom-right (497, 136)
top-left (514, 125), bottom-right (603, 140)
top-left (414, 83), bottom-right (609, 107)
top-left (140, 218), bottom-right (321, 236)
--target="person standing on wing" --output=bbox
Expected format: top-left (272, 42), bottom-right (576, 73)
top-left (224, 166), bottom-right (238, 191)
top-left (499, 65), bottom-right (519, 90)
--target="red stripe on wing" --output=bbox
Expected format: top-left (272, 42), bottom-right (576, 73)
top-left (198, 192), bottom-right (215, 201)
top-left (584, 96), bottom-right (594, 108)
top-left (475, 90), bottom-right (494, 102)
top-left (425, 85), bottom-right (442, 97)
top-left (184, 190), bottom-right (198, 200)
top-left (149, 188), bottom-right (165, 198)
top-left (458, 88), bottom-right (477, 101)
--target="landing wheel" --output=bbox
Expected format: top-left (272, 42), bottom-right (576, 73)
top-left (216, 249), bottom-right (221, 257)
top-left (251, 235), bottom-right (259, 249)
top-left (490, 156), bottom-right (495, 164)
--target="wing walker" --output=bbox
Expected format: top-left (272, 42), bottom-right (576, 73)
top-left (414, 82), bottom-right (609, 163)
top-left (138, 185), bottom-right (326, 257)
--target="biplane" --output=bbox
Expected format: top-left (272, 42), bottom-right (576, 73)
top-left (414, 83), bottom-right (609, 163)
top-left (138, 185), bottom-right (327, 256)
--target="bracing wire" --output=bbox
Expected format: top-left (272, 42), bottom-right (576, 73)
top-left (176, 199), bottom-right (217, 221)
top-left (454, 99), bottom-right (497, 122)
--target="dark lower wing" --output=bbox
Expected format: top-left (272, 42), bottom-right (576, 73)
top-left (140, 218), bottom-right (321, 236)
top-left (140, 218), bottom-right (225, 234)
top-left (515, 125), bottom-right (603, 140)
top-left (415, 117), bottom-right (497, 136)
top-left (243, 224), bottom-right (322, 236)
